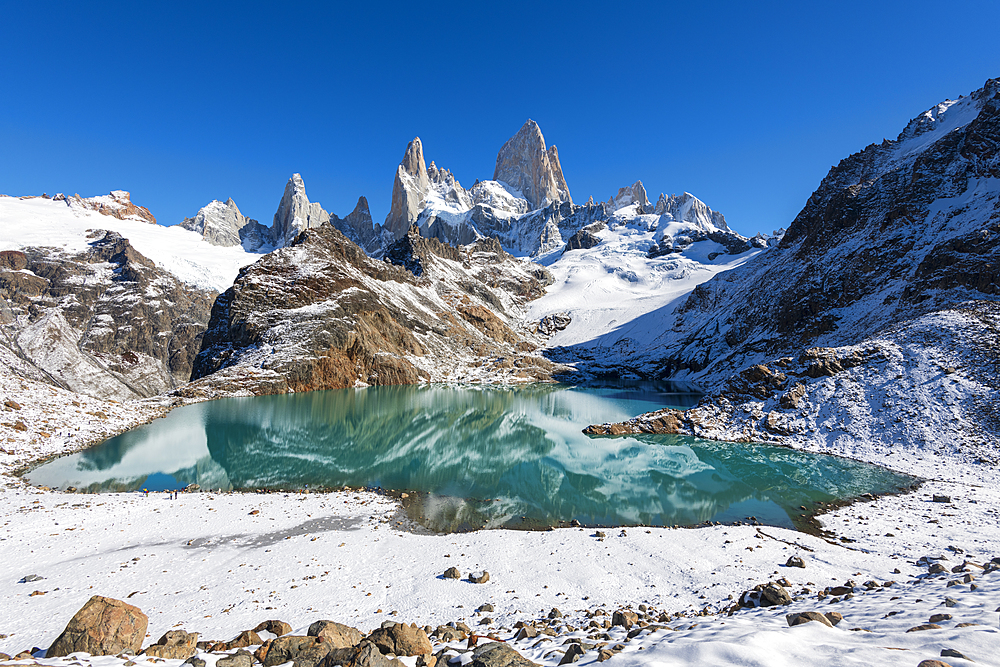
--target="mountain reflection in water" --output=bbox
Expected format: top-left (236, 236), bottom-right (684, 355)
top-left (25, 383), bottom-right (916, 531)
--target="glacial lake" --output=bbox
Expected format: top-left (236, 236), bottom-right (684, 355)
top-left (27, 383), bottom-right (917, 531)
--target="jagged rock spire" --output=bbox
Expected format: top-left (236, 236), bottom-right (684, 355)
top-left (272, 173), bottom-right (330, 248)
top-left (180, 198), bottom-right (261, 247)
top-left (607, 181), bottom-right (651, 213)
top-left (384, 138), bottom-right (431, 239)
top-left (493, 120), bottom-right (572, 210)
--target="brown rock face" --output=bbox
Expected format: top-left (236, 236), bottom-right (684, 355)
top-left (211, 630), bottom-right (263, 651)
top-left (468, 642), bottom-right (539, 667)
top-left (367, 623), bottom-right (432, 656)
top-left (142, 630), bottom-right (199, 659)
top-left (254, 620), bottom-right (294, 637)
top-left (255, 636), bottom-right (331, 667)
top-left (68, 190), bottom-right (157, 224)
top-left (47, 595), bottom-right (149, 657)
top-left (308, 620), bottom-right (362, 649)
top-left (493, 120), bottom-right (572, 210)
top-left (188, 223), bottom-right (555, 395)
top-left (322, 641), bottom-right (406, 667)
top-left (0, 250), bottom-right (27, 271)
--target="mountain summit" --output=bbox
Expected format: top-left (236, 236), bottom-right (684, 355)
top-left (493, 119), bottom-right (572, 209)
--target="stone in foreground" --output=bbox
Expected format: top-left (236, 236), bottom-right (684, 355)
top-left (366, 623), bottom-right (432, 656)
top-left (143, 630), bottom-right (199, 659)
top-left (468, 642), bottom-right (539, 667)
top-left (47, 595), bottom-right (148, 657)
top-left (786, 612), bottom-right (833, 628)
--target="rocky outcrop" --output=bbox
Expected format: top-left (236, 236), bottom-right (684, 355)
top-left (623, 78), bottom-right (1000, 387)
top-left (142, 630), bottom-right (199, 659)
top-left (47, 596), bottom-right (148, 657)
top-left (493, 120), bottom-right (572, 210)
top-left (180, 198), bottom-right (270, 249)
top-left (0, 231), bottom-right (215, 400)
top-left (384, 138), bottom-right (432, 240)
top-left (64, 190), bottom-right (158, 224)
top-left (652, 192), bottom-right (729, 231)
top-left (384, 138), bottom-right (473, 242)
top-left (186, 223), bottom-right (559, 396)
top-left (272, 174), bottom-right (331, 248)
top-left (606, 181), bottom-right (650, 213)
top-left (331, 196), bottom-right (382, 254)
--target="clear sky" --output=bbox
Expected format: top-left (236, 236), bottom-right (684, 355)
top-left (2, 1), bottom-right (999, 238)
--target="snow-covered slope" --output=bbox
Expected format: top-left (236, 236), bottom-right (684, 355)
top-left (527, 205), bottom-right (770, 361)
top-left (1, 196), bottom-right (260, 292)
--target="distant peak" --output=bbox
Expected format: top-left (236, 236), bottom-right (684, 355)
top-left (493, 119), bottom-right (572, 209)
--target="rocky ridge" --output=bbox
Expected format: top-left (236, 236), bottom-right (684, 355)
top-left (184, 222), bottom-right (562, 397)
top-left (0, 232), bottom-right (216, 401)
top-left (180, 198), bottom-right (271, 250)
top-left (375, 124), bottom-right (752, 261)
top-left (584, 78), bottom-right (1000, 470)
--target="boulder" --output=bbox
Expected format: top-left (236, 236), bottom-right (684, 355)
top-left (212, 630), bottom-right (264, 651)
top-left (255, 636), bottom-right (331, 667)
top-left (47, 596), bottom-right (148, 657)
top-left (321, 641), bottom-right (406, 667)
top-left (217, 649), bottom-right (255, 667)
top-left (611, 610), bottom-right (638, 629)
top-left (786, 612), bottom-right (833, 628)
top-left (469, 571), bottom-right (490, 584)
top-left (824, 612), bottom-right (843, 626)
top-left (468, 642), bottom-right (539, 667)
top-left (433, 626), bottom-right (466, 642)
top-left (443, 567), bottom-right (461, 579)
top-left (739, 583), bottom-right (792, 608)
top-left (254, 620), bottom-right (293, 637)
top-left (309, 621), bottom-right (362, 649)
top-left (143, 630), bottom-right (199, 659)
top-left (367, 623), bottom-right (432, 656)
top-left (558, 643), bottom-right (585, 665)
top-left (785, 555), bottom-right (805, 568)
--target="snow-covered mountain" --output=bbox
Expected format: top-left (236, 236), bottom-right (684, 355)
top-left (585, 76), bottom-right (1000, 463)
top-left (337, 119), bottom-right (754, 264)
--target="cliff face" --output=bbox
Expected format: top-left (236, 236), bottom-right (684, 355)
top-left (0, 232), bottom-right (215, 400)
top-left (179, 198), bottom-right (269, 250)
top-left (493, 120), bottom-right (572, 209)
top-left (185, 223), bottom-right (561, 397)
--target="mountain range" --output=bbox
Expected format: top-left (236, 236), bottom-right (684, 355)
top-left (1, 78), bottom-right (998, 451)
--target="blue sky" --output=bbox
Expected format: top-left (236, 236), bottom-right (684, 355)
top-left (2, 1), bottom-right (999, 237)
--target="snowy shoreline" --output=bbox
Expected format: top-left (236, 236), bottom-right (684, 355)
top-left (3, 369), bottom-right (999, 666)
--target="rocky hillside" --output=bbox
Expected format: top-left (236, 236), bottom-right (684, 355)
top-left (184, 223), bottom-right (562, 397)
top-left (584, 77), bottom-right (1000, 385)
top-left (0, 231), bottom-right (215, 401)
top-left (587, 77), bottom-right (1000, 461)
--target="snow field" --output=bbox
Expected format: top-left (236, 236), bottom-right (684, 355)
top-left (0, 197), bottom-right (259, 292)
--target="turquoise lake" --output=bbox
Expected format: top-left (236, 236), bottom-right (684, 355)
top-left (26, 383), bottom-right (917, 531)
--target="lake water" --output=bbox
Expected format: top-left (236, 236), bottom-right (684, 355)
top-left (26, 383), bottom-right (917, 531)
